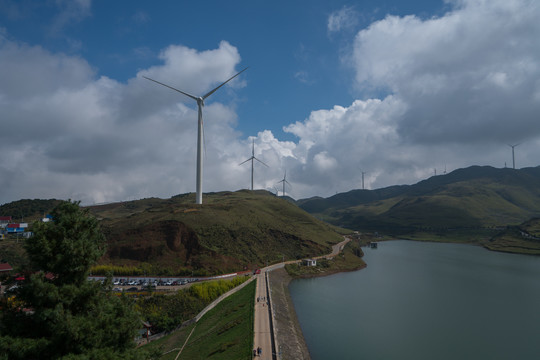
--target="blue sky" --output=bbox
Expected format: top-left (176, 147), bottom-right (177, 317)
top-left (1, 0), bottom-right (540, 205)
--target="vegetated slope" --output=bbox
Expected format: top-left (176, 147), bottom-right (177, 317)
top-left (485, 217), bottom-right (540, 255)
top-left (0, 199), bottom-right (62, 220)
top-left (298, 166), bottom-right (540, 235)
top-left (89, 190), bottom-right (345, 274)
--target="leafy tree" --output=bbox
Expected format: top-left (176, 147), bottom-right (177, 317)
top-left (0, 201), bottom-right (153, 359)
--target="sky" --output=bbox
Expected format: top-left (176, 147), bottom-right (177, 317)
top-left (1, 0), bottom-right (540, 205)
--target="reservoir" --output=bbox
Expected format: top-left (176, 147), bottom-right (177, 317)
top-left (289, 240), bottom-right (540, 359)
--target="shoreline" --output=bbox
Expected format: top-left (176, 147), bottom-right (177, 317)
top-left (268, 240), bottom-right (367, 359)
top-left (268, 267), bottom-right (312, 360)
top-left (268, 236), bottom-right (540, 358)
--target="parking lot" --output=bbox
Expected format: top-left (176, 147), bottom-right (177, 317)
top-left (88, 276), bottom-right (199, 292)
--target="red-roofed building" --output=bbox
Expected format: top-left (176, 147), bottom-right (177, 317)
top-left (0, 263), bottom-right (13, 273)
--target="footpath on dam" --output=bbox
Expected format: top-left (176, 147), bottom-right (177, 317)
top-left (253, 237), bottom-right (351, 359)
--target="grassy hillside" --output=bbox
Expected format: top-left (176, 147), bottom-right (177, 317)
top-left (298, 166), bottom-right (540, 247)
top-left (0, 199), bottom-right (62, 221)
top-left (485, 218), bottom-right (540, 255)
top-left (89, 190), bottom-right (345, 274)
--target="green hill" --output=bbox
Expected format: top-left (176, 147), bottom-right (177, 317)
top-left (298, 166), bottom-right (540, 246)
top-left (0, 199), bottom-right (62, 221)
top-left (1, 191), bottom-right (346, 274)
top-left (88, 190), bottom-right (345, 274)
top-left (485, 218), bottom-right (540, 255)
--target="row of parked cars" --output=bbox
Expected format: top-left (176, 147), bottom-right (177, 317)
top-left (112, 278), bottom-right (191, 287)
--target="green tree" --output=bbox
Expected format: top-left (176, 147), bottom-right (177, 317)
top-left (0, 201), bottom-right (152, 359)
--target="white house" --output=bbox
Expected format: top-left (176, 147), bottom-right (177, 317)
top-left (303, 259), bottom-right (317, 267)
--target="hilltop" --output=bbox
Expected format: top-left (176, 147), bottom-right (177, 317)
top-left (1, 191), bottom-right (346, 274)
top-left (298, 166), bottom-right (540, 249)
top-left (88, 190), bottom-right (345, 274)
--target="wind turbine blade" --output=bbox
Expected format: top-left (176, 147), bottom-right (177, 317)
top-left (143, 76), bottom-right (199, 101)
top-left (239, 157), bottom-right (253, 166)
top-left (253, 157), bottom-right (269, 167)
top-left (202, 67), bottom-right (249, 100)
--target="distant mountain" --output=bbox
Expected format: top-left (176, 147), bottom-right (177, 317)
top-left (298, 166), bottom-right (540, 237)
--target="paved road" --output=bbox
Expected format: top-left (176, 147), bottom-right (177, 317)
top-left (253, 272), bottom-right (272, 359)
top-left (252, 237), bottom-right (351, 359)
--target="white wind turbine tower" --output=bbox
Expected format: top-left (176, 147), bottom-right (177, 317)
top-left (508, 143), bottom-right (520, 169)
top-left (143, 67), bottom-right (248, 204)
top-left (239, 139), bottom-right (268, 190)
top-left (360, 170), bottom-right (367, 190)
top-left (277, 171), bottom-right (291, 197)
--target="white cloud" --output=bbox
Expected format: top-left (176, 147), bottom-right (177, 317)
top-left (0, 39), bottom-right (255, 204)
top-left (2, 0), bottom-right (540, 205)
top-left (50, 0), bottom-right (92, 34)
top-left (328, 5), bottom-right (359, 34)
top-left (350, 0), bottom-right (540, 144)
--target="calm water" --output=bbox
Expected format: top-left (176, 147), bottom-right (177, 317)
top-left (289, 240), bottom-right (540, 360)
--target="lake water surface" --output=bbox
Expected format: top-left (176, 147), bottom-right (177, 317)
top-left (289, 240), bottom-right (540, 359)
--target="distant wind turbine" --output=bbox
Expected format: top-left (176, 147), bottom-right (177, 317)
top-left (360, 170), bottom-right (367, 190)
top-left (143, 67), bottom-right (248, 204)
top-left (239, 139), bottom-right (268, 190)
top-left (508, 143), bottom-right (520, 169)
top-left (277, 171), bottom-right (291, 197)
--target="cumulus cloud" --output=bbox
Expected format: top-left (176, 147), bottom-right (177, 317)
top-left (350, 0), bottom-right (540, 144)
top-left (0, 39), bottom-right (253, 204)
top-left (2, 0), bottom-right (540, 205)
top-left (281, 0), bottom-right (540, 194)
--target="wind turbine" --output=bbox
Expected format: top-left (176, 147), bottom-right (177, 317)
top-left (360, 170), bottom-right (367, 190)
top-left (239, 139), bottom-right (268, 190)
top-left (508, 143), bottom-right (520, 169)
top-left (277, 171), bottom-right (291, 197)
top-left (143, 67), bottom-right (248, 204)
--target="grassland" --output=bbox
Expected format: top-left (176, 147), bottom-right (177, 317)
top-left (285, 240), bottom-right (366, 278)
top-left (299, 166), bottom-right (540, 254)
top-left (483, 218), bottom-right (540, 255)
top-left (143, 280), bottom-right (255, 360)
top-left (89, 190), bottom-right (346, 274)
top-left (1, 191), bottom-right (348, 275)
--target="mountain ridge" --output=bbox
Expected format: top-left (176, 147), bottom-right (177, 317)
top-left (297, 165), bottom-right (540, 239)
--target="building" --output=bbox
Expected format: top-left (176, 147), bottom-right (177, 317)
top-left (0, 263), bottom-right (13, 274)
top-left (6, 223), bottom-right (28, 233)
top-left (303, 259), bottom-right (317, 267)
